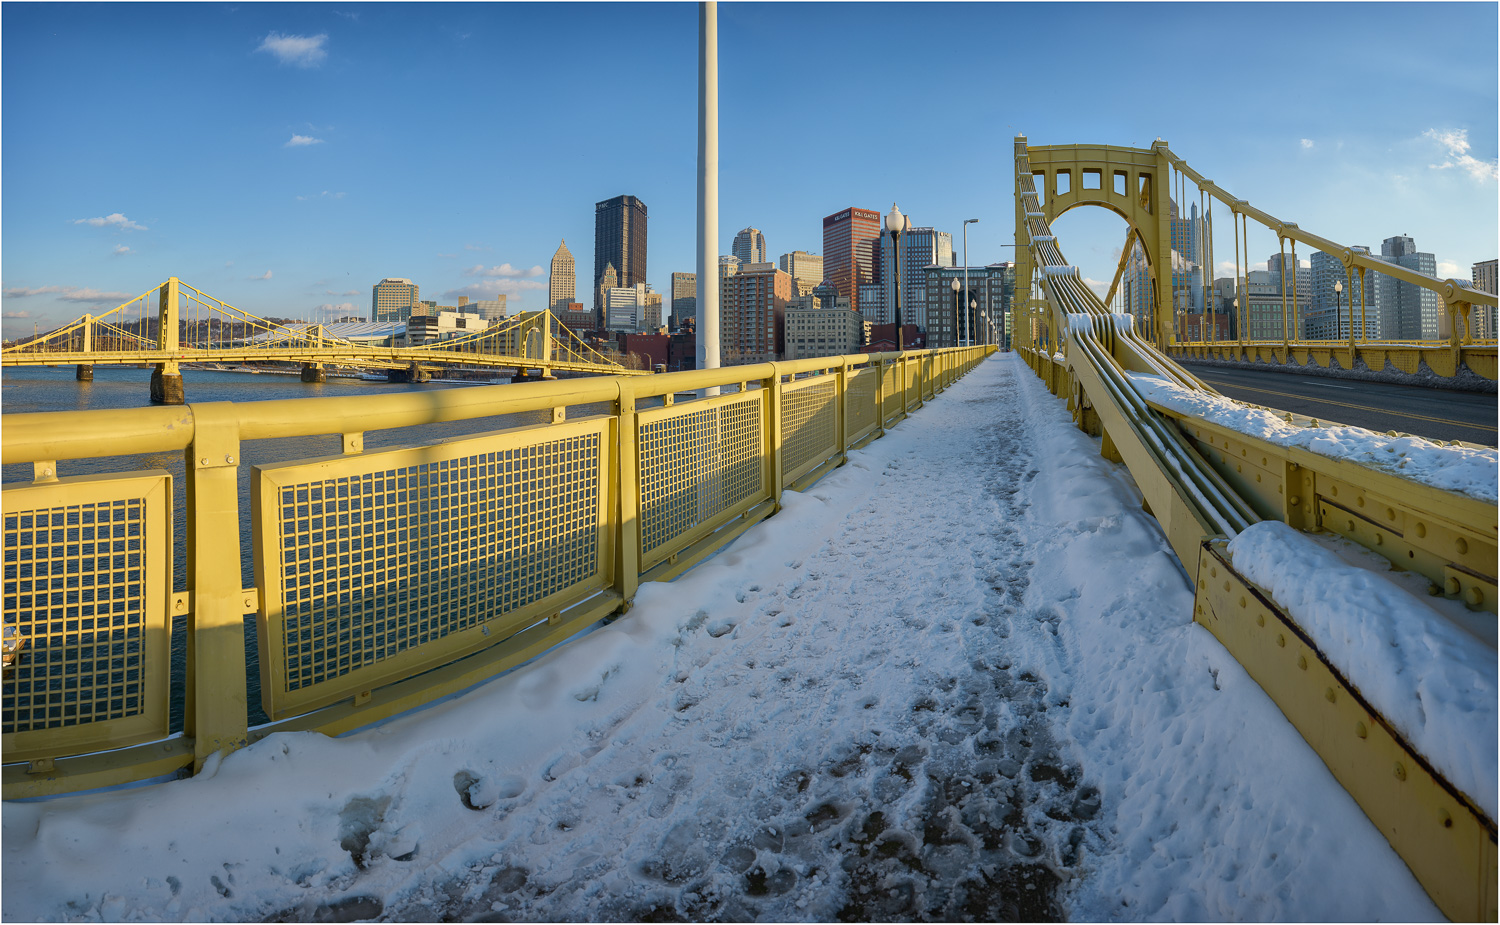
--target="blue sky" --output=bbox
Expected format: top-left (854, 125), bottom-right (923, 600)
top-left (3, 2), bottom-right (1496, 337)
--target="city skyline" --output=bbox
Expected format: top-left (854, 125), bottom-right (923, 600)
top-left (2, 2), bottom-right (1496, 338)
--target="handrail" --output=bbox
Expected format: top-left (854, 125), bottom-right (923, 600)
top-left (1, 345), bottom-right (993, 798)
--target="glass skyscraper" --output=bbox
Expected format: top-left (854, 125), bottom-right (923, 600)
top-left (594, 195), bottom-right (647, 318)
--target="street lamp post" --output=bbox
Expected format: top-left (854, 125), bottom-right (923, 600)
top-left (963, 218), bottom-right (979, 346)
top-left (886, 204), bottom-right (908, 351)
top-left (1334, 279), bottom-right (1344, 342)
top-left (950, 278), bottom-right (961, 349)
top-left (970, 299), bottom-right (979, 348)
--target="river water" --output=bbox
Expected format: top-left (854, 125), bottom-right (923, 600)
top-left (2, 365), bottom-right (616, 728)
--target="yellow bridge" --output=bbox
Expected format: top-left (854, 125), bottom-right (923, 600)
top-left (2, 140), bottom-right (1497, 920)
top-left (0, 277), bottom-right (640, 403)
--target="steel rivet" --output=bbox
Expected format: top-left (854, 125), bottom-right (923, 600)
top-left (200, 457), bottom-right (209, 465)
top-left (1238, 596), bottom-right (1247, 609)
top-left (1210, 567), bottom-right (1218, 577)
top-left (1356, 496), bottom-right (1365, 508)
top-left (1223, 581), bottom-right (1230, 593)
top-left (1198, 579), bottom-right (1206, 589)
top-left (1374, 534), bottom-right (1383, 546)
top-left (1456, 537), bottom-right (1469, 555)
top-left (1394, 763), bottom-right (1407, 782)
top-left (1355, 721), bottom-right (1368, 739)
top-left (1324, 688), bottom-right (1336, 703)
top-left (1446, 577), bottom-right (1461, 595)
top-left (1330, 484), bottom-right (1338, 496)
top-left (1466, 587), bottom-right (1483, 606)
top-left (1441, 810), bottom-right (1453, 829)
top-left (1297, 655), bottom-right (1307, 670)
top-left (1288, 495), bottom-right (1300, 506)
top-left (1276, 633), bottom-right (1286, 647)
top-left (1256, 614), bottom-right (1265, 627)
top-left (1386, 508), bottom-right (1396, 521)
top-left (1415, 522), bottom-right (1427, 538)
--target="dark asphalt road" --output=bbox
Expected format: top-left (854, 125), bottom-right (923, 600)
top-left (1177, 363), bottom-right (1498, 447)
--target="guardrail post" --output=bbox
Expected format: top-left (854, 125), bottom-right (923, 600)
top-left (766, 364), bottom-right (785, 509)
top-left (183, 403), bottom-right (249, 772)
top-left (835, 358), bottom-right (849, 459)
top-left (874, 355), bottom-right (887, 435)
top-left (613, 381), bottom-right (640, 608)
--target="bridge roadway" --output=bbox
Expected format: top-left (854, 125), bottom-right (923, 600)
top-left (1177, 362), bottom-right (1499, 446)
top-left (0, 354), bottom-right (1440, 922)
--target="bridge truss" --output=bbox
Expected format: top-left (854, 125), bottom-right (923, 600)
top-left (0, 278), bottom-right (642, 401)
top-left (1012, 136), bottom-right (1496, 921)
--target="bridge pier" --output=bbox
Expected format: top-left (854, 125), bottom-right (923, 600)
top-left (511, 369), bottom-right (556, 384)
top-left (300, 363), bottom-right (326, 383)
top-left (150, 362), bottom-right (185, 405)
top-left (75, 364), bottom-right (93, 382)
top-left (387, 362), bottom-right (430, 384)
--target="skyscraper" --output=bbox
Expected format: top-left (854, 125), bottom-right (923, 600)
top-left (778, 251), bottom-right (824, 297)
top-left (822, 207), bottom-right (882, 317)
top-left (594, 195), bottom-right (647, 318)
top-left (1472, 259), bottom-right (1497, 338)
top-left (671, 272), bottom-right (697, 326)
top-left (549, 239), bottom-right (576, 313)
top-left (721, 262), bottom-right (791, 364)
top-left (1372, 235), bottom-right (1441, 340)
top-left (733, 227), bottom-right (767, 264)
top-left (879, 225), bottom-right (952, 328)
top-left (597, 263), bottom-right (619, 328)
top-left (371, 277), bottom-right (419, 323)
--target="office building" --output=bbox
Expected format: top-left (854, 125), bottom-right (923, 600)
top-left (557, 302), bottom-right (594, 335)
top-left (604, 283), bottom-right (650, 333)
top-left (405, 309), bottom-right (492, 345)
top-left (1473, 259), bottom-right (1497, 339)
top-left (778, 251), bottom-right (824, 297)
top-left (1371, 235), bottom-right (1441, 340)
top-left (643, 291), bottom-right (663, 331)
top-left (671, 272), bottom-right (697, 326)
top-left (549, 240), bottom-right (576, 313)
top-left (371, 277), bottom-right (420, 323)
top-left (468, 297), bottom-right (508, 322)
top-left (594, 194), bottom-right (647, 318)
top-left (721, 262), bottom-right (791, 364)
top-left (921, 263), bottom-right (1015, 348)
top-left (596, 263), bottom-right (619, 328)
top-left (880, 224), bottom-right (952, 329)
top-left (733, 227), bottom-right (767, 265)
top-left (822, 207), bottom-right (882, 317)
top-left (784, 282), bottom-right (863, 360)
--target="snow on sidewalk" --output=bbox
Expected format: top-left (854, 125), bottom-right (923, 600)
top-left (1, 354), bottom-right (1440, 922)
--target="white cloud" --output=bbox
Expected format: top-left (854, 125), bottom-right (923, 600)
top-left (286, 134), bottom-right (324, 148)
top-left (1300, 138), bottom-right (1315, 150)
top-left (113, 245), bottom-right (131, 256)
top-left (332, 10), bottom-right (359, 21)
top-left (250, 270), bottom-right (273, 281)
top-left (73, 212), bottom-right (147, 231)
top-left (1082, 277), bottom-right (1110, 296)
top-left (3, 284), bottom-right (130, 304)
top-left (2, 311), bottom-right (33, 319)
top-left (315, 302), bottom-right (357, 315)
top-left (60, 287), bottom-right (134, 303)
top-left (1437, 260), bottom-right (1463, 278)
top-left (445, 279), bottom-right (546, 302)
top-left (257, 31), bottom-right (328, 68)
top-left (1423, 128), bottom-right (1498, 182)
top-left (297, 190), bottom-right (345, 200)
top-left (464, 243), bottom-right (489, 252)
top-left (464, 263), bottom-right (544, 279)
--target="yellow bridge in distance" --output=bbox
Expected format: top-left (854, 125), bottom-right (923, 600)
top-left (0, 277), bottom-right (644, 403)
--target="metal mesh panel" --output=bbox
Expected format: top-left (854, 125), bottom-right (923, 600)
top-left (782, 379), bottom-right (838, 480)
top-left (2, 473), bottom-right (171, 756)
top-left (639, 395), bottom-right (763, 558)
top-left (269, 432), bottom-right (601, 695)
top-left (882, 362), bottom-right (901, 423)
top-left (846, 368), bottom-right (876, 440)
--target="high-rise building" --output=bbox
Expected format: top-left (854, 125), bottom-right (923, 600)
top-left (822, 207), bottom-right (882, 317)
top-left (784, 282), bottom-right (863, 360)
top-left (1472, 259), bottom-right (1497, 339)
top-left (778, 251), bottom-right (824, 297)
top-left (596, 263), bottom-right (619, 328)
top-left (879, 225), bottom-right (952, 328)
top-left (921, 263), bottom-right (1014, 348)
top-left (549, 239), bottom-right (576, 313)
top-left (1370, 235), bottom-right (1441, 340)
top-left (721, 262), bottom-right (791, 364)
top-left (643, 290), bottom-right (664, 331)
top-left (733, 227), bottom-right (767, 264)
top-left (371, 277), bottom-right (420, 323)
top-left (604, 282), bottom-right (650, 333)
top-left (468, 297), bottom-right (508, 322)
top-left (594, 195), bottom-right (647, 319)
top-left (671, 272), bottom-right (697, 327)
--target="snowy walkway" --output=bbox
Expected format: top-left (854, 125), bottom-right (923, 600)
top-left (2, 354), bottom-right (1440, 922)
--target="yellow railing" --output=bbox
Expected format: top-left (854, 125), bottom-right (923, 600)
top-left (1, 345), bottom-right (992, 798)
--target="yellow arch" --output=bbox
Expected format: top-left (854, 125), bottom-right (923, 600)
top-left (1014, 140), bottom-right (1176, 349)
